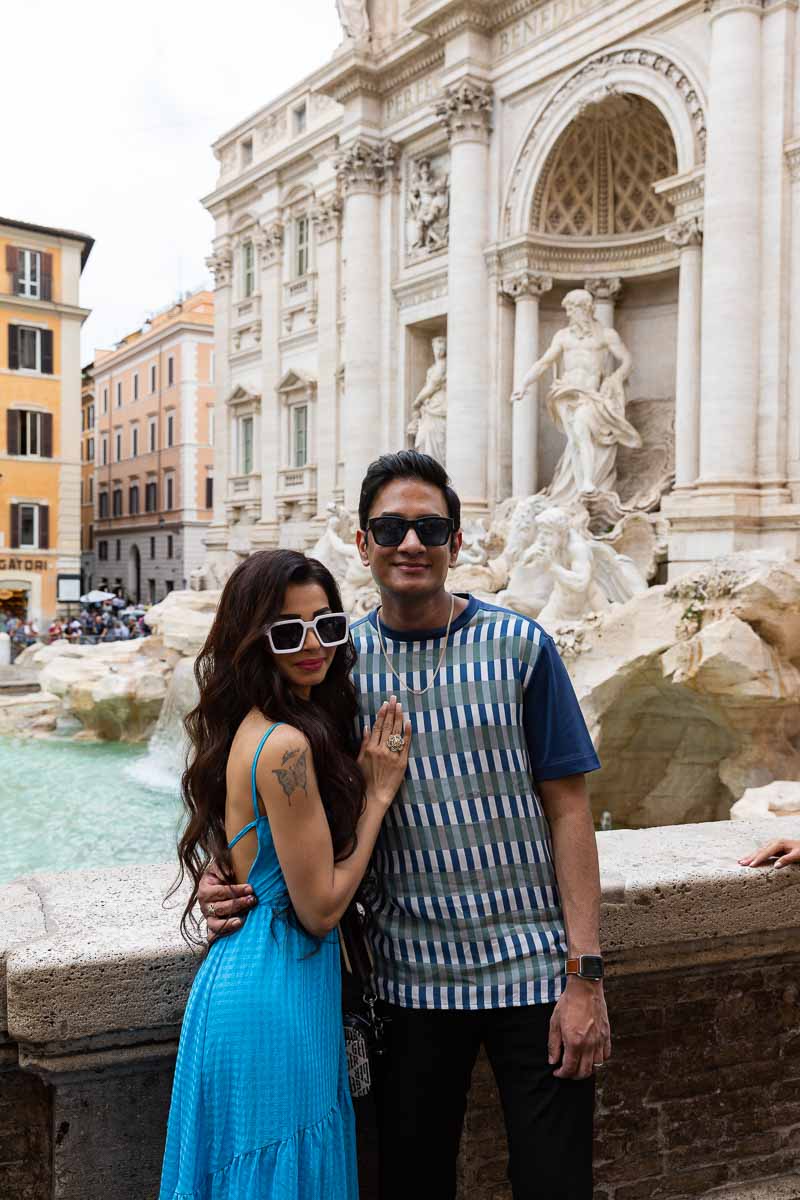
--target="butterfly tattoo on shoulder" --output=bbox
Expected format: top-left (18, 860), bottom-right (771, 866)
top-left (272, 747), bottom-right (308, 805)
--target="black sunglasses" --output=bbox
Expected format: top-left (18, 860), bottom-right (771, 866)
top-left (367, 516), bottom-right (455, 548)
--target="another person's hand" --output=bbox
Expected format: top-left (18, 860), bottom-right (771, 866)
top-left (739, 838), bottom-right (800, 869)
top-left (198, 865), bottom-right (256, 943)
top-left (510, 389), bottom-right (524, 405)
top-left (549, 979), bottom-right (611, 1080)
top-left (357, 697), bottom-right (412, 809)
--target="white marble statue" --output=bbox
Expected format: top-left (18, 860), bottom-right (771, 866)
top-left (408, 336), bottom-right (447, 465)
top-left (335, 0), bottom-right (370, 41)
top-left (498, 506), bottom-right (647, 626)
top-left (512, 289), bottom-right (641, 504)
top-left (408, 158), bottom-right (450, 253)
top-left (310, 501), bottom-right (378, 614)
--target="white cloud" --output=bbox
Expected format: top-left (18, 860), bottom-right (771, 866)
top-left (1, 0), bottom-right (341, 362)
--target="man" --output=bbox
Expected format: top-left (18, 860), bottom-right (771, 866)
top-left (201, 451), bottom-right (609, 1199)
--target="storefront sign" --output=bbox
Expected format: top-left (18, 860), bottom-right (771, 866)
top-left (0, 558), bottom-right (48, 571)
top-left (495, 0), bottom-right (605, 59)
top-left (57, 574), bottom-right (82, 602)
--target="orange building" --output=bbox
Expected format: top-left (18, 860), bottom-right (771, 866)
top-left (91, 290), bottom-right (215, 603)
top-left (80, 364), bottom-right (96, 591)
top-left (0, 217), bottom-right (93, 625)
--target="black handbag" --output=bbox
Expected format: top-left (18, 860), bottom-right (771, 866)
top-left (339, 903), bottom-right (388, 1099)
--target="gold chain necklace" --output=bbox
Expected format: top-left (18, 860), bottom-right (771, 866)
top-left (375, 594), bottom-right (456, 697)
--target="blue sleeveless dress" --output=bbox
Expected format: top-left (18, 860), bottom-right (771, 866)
top-left (160, 723), bottom-right (358, 1200)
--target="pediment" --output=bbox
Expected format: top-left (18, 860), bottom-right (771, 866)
top-left (277, 368), bottom-right (317, 395)
top-left (227, 385), bottom-right (261, 407)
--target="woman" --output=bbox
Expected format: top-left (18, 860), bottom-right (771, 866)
top-left (160, 549), bottom-right (411, 1200)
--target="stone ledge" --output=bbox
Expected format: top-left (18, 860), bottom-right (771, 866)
top-left (1, 819), bottom-right (799, 1048)
top-left (705, 1180), bottom-right (800, 1200)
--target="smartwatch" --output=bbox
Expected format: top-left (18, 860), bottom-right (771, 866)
top-left (566, 955), bottom-right (604, 981)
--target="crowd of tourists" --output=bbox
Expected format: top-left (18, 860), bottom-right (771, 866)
top-left (0, 602), bottom-right (151, 657)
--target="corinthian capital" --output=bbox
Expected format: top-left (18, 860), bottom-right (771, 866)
top-left (665, 217), bottom-right (704, 248)
top-left (436, 79), bottom-right (493, 144)
top-left (585, 277), bottom-right (623, 303)
top-left (206, 246), bottom-right (233, 289)
top-left (311, 194), bottom-right (343, 242)
top-left (501, 272), bottom-right (553, 303)
top-left (336, 139), bottom-right (399, 195)
top-left (255, 222), bottom-right (284, 268)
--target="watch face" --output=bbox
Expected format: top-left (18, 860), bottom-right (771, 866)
top-left (580, 955), bottom-right (604, 980)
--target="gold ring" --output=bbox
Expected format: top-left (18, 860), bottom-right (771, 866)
top-left (387, 734), bottom-right (406, 753)
top-left (207, 902), bottom-right (217, 919)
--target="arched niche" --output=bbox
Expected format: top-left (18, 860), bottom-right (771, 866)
top-left (503, 43), bottom-right (707, 240)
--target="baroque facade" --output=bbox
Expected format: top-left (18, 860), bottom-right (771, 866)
top-left (202, 0), bottom-right (800, 580)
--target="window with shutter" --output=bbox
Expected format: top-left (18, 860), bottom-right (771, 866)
top-left (41, 329), bottom-right (54, 375)
top-left (18, 327), bottom-right (40, 370)
top-left (6, 411), bottom-right (18, 456)
top-left (5, 246), bottom-right (19, 294)
top-left (40, 253), bottom-right (53, 302)
top-left (9, 503), bottom-right (19, 549)
top-left (7, 326), bottom-right (19, 371)
top-left (42, 413), bottom-right (53, 458)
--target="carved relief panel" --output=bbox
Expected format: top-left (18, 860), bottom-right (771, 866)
top-left (406, 150), bottom-right (450, 262)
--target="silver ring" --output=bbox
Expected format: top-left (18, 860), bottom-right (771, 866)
top-left (386, 734), bottom-right (406, 753)
top-left (207, 902), bottom-right (217, 919)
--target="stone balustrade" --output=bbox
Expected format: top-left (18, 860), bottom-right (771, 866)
top-left (2, 819), bottom-right (799, 1200)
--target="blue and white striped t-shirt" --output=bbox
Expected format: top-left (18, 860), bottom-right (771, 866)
top-left (352, 595), bottom-right (600, 1011)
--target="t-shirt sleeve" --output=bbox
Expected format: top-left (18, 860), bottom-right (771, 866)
top-left (522, 632), bottom-right (601, 781)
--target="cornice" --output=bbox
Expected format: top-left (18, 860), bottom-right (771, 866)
top-left (392, 267), bottom-right (449, 310)
top-left (492, 229), bottom-right (680, 279)
top-left (408, 0), bottom-right (496, 37)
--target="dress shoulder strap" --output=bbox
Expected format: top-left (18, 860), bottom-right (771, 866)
top-left (226, 723), bottom-right (284, 850)
top-left (250, 722), bottom-right (283, 820)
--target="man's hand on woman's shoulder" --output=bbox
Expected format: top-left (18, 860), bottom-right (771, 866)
top-left (739, 838), bottom-right (800, 869)
top-left (198, 866), bottom-right (256, 943)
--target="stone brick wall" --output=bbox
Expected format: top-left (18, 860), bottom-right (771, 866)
top-left (2, 821), bottom-right (799, 1200)
top-left (457, 958), bottom-right (800, 1199)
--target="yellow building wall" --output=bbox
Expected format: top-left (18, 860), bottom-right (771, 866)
top-left (0, 236), bottom-right (72, 622)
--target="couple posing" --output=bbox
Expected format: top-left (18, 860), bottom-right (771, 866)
top-left (159, 451), bottom-right (609, 1200)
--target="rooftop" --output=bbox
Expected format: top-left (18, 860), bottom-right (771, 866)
top-left (0, 215), bottom-right (94, 270)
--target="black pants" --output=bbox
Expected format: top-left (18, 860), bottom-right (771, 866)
top-left (374, 1002), bottom-right (594, 1200)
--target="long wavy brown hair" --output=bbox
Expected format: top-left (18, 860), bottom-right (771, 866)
top-left (173, 549), bottom-right (365, 945)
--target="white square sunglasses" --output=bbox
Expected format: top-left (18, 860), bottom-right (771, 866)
top-left (266, 611), bottom-right (350, 655)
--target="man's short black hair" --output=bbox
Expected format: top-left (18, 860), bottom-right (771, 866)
top-left (358, 451), bottom-right (462, 532)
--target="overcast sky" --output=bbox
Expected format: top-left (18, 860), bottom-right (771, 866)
top-left (2, 1), bottom-right (342, 364)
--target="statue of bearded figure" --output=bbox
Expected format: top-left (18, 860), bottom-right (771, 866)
top-left (512, 288), bottom-right (641, 505)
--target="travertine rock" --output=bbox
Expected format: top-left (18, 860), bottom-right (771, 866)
top-left (731, 780), bottom-right (800, 821)
top-left (570, 555), bottom-right (800, 827)
top-left (35, 640), bottom-right (177, 742)
top-left (145, 589), bottom-right (220, 656)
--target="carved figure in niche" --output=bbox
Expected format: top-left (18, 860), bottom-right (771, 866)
top-left (498, 506), bottom-right (646, 627)
top-left (335, 0), bottom-right (370, 41)
top-left (512, 289), bottom-right (641, 504)
top-left (408, 336), bottom-right (447, 466)
top-left (408, 158), bottom-right (450, 253)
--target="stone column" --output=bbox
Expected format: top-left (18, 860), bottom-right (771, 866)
top-left (666, 218), bottom-right (704, 489)
top-left (336, 139), bottom-right (397, 513)
top-left (204, 243), bottom-right (233, 561)
top-left (502, 272), bottom-right (552, 497)
top-left (251, 221), bottom-right (284, 544)
top-left (698, 0), bottom-right (763, 488)
top-left (585, 277), bottom-right (622, 329)
top-left (436, 79), bottom-right (493, 512)
top-left (785, 141), bottom-right (800, 500)
top-left (311, 194), bottom-right (343, 514)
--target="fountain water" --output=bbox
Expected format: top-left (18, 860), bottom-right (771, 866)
top-left (127, 658), bottom-right (199, 792)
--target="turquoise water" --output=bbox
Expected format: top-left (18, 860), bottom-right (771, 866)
top-left (0, 736), bottom-right (183, 885)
